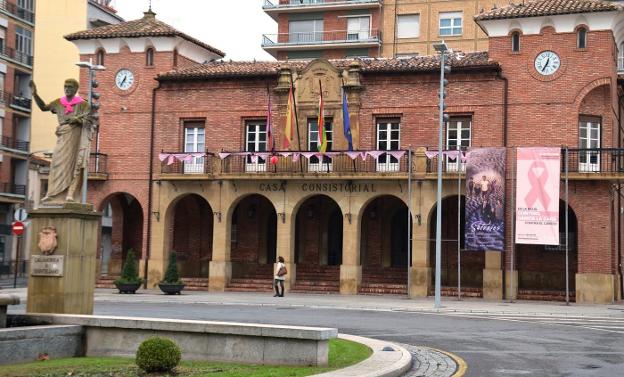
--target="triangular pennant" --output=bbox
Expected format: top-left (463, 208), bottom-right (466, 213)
top-left (279, 152), bottom-right (292, 158)
top-left (166, 155), bottom-right (176, 165)
top-left (302, 152), bottom-right (317, 160)
top-left (250, 154), bottom-right (259, 164)
top-left (367, 151), bottom-right (384, 159)
top-left (346, 151), bottom-right (360, 160)
top-left (444, 150), bottom-right (460, 161)
top-left (159, 153), bottom-right (170, 162)
top-left (218, 152), bottom-right (231, 159)
top-left (292, 153), bottom-right (300, 162)
top-left (425, 150), bottom-right (438, 159)
top-left (388, 150), bottom-right (406, 160)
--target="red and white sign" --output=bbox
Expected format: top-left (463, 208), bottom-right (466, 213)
top-left (515, 148), bottom-right (561, 245)
top-left (12, 221), bottom-right (25, 236)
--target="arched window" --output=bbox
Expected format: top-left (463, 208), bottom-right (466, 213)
top-left (511, 32), bottom-right (520, 52)
top-left (173, 49), bottom-right (178, 67)
top-left (96, 49), bottom-right (105, 66)
top-left (146, 48), bottom-right (154, 66)
top-left (577, 27), bottom-right (587, 49)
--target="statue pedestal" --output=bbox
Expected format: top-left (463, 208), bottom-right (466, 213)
top-left (26, 203), bottom-right (101, 314)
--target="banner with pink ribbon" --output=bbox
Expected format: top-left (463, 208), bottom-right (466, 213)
top-left (465, 148), bottom-right (506, 251)
top-left (515, 147), bottom-right (561, 245)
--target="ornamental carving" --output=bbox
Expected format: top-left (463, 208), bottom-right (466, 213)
top-left (37, 226), bottom-right (58, 255)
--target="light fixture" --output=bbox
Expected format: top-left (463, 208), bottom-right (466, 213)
top-left (247, 205), bottom-right (256, 219)
top-left (433, 41), bottom-right (448, 53)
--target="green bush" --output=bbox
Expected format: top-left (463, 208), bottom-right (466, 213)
top-left (114, 249), bottom-right (143, 285)
top-left (161, 252), bottom-right (181, 284)
top-left (135, 337), bottom-right (181, 373)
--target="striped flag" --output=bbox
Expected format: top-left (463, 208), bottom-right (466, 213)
top-left (317, 80), bottom-right (327, 153)
top-left (342, 87), bottom-right (353, 151)
top-left (283, 85), bottom-right (295, 149)
top-left (267, 87), bottom-right (274, 152)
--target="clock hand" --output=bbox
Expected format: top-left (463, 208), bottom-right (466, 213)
top-left (121, 76), bottom-right (127, 86)
top-left (541, 58), bottom-right (550, 72)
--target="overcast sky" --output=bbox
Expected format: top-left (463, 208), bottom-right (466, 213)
top-left (111, 0), bottom-right (277, 61)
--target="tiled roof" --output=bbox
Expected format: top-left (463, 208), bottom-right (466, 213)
top-left (157, 52), bottom-right (498, 81)
top-left (475, 0), bottom-right (621, 21)
top-left (65, 10), bottom-right (225, 57)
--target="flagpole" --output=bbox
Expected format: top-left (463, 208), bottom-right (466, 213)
top-left (289, 73), bottom-right (303, 173)
top-left (565, 146), bottom-right (569, 306)
top-left (341, 79), bottom-right (356, 173)
top-left (457, 145), bottom-right (461, 301)
top-left (510, 147), bottom-right (516, 303)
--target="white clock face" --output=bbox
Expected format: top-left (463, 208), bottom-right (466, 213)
top-left (534, 51), bottom-right (561, 76)
top-left (115, 69), bottom-right (135, 90)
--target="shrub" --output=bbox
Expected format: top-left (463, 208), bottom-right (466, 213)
top-left (135, 337), bottom-right (181, 373)
top-left (161, 252), bottom-right (181, 284)
top-left (114, 249), bottom-right (143, 285)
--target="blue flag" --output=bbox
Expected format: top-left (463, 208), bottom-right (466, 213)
top-left (342, 89), bottom-right (353, 151)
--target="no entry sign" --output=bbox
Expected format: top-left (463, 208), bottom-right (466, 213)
top-left (12, 221), bottom-right (25, 236)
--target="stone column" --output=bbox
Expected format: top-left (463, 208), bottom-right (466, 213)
top-left (409, 215), bottom-right (430, 297)
top-left (340, 214), bottom-right (361, 295)
top-left (27, 203), bottom-right (102, 314)
top-left (576, 273), bottom-right (615, 304)
top-left (505, 269), bottom-right (518, 300)
top-left (208, 215), bottom-right (231, 292)
top-left (483, 251), bottom-right (503, 300)
top-left (276, 212), bottom-right (295, 292)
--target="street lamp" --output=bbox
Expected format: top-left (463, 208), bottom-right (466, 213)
top-left (433, 41), bottom-right (450, 309)
top-left (75, 59), bottom-right (105, 205)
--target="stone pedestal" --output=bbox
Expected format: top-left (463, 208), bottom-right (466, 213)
top-left (409, 266), bottom-right (431, 298)
top-left (26, 203), bottom-right (101, 315)
top-left (576, 273), bottom-right (616, 304)
top-left (482, 251), bottom-right (503, 300)
top-left (339, 264), bottom-right (361, 295)
top-left (505, 270), bottom-right (518, 300)
top-left (208, 261), bottom-right (231, 292)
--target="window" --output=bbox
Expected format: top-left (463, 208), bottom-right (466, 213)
top-left (577, 27), bottom-right (587, 49)
top-left (183, 122), bottom-right (205, 174)
top-left (579, 116), bottom-right (601, 172)
top-left (15, 26), bottom-right (32, 55)
top-left (96, 49), bottom-right (105, 66)
top-left (308, 118), bottom-right (333, 171)
top-left (376, 119), bottom-right (400, 172)
top-left (619, 43), bottom-right (624, 71)
top-left (246, 120), bottom-right (267, 172)
top-left (439, 12), bottom-right (462, 36)
top-left (511, 32), bottom-right (520, 52)
top-left (289, 19), bottom-right (323, 43)
top-left (397, 14), bottom-right (420, 39)
top-left (347, 16), bottom-right (370, 41)
top-left (146, 48), bottom-right (154, 66)
top-left (17, 0), bottom-right (34, 11)
top-left (446, 116), bottom-right (471, 172)
top-left (0, 27), bottom-right (6, 52)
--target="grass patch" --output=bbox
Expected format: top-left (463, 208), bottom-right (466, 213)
top-left (0, 338), bottom-right (372, 377)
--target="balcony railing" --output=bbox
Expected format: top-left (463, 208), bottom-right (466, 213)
top-left (263, 0), bottom-right (382, 9)
top-left (0, 182), bottom-right (26, 196)
top-left (160, 153), bottom-right (215, 174)
top-left (0, 90), bottom-right (32, 110)
top-left (262, 29), bottom-right (381, 48)
top-left (0, 0), bottom-right (34, 23)
top-left (0, 135), bottom-right (29, 152)
top-left (0, 45), bottom-right (33, 67)
top-left (89, 152), bottom-right (108, 176)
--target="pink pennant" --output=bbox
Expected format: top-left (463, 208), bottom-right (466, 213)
top-left (367, 151), bottom-right (384, 159)
top-left (279, 152), bottom-right (292, 158)
top-left (301, 152), bottom-right (317, 160)
top-left (158, 153), bottom-right (170, 162)
top-left (173, 154), bottom-right (190, 162)
top-left (444, 150), bottom-right (460, 161)
top-left (192, 152), bottom-right (205, 158)
top-left (359, 152), bottom-right (368, 161)
top-left (292, 153), bottom-right (300, 162)
top-left (425, 150), bottom-right (439, 159)
top-left (346, 151), bottom-right (360, 160)
top-left (166, 155), bottom-right (176, 165)
top-left (182, 154), bottom-right (194, 163)
top-left (218, 152), bottom-right (231, 159)
top-left (250, 154), bottom-right (259, 164)
top-left (388, 150), bottom-right (406, 160)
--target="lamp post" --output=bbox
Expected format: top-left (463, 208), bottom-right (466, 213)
top-left (75, 59), bottom-right (105, 204)
top-left (433, 41), bottom-right (450, 309)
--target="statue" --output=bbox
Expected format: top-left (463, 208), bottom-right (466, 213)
top-left (30, 79), bottom-right (93, 204)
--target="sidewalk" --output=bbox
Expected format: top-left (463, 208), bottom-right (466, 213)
top-left (4, 287), bottom-right (624, 318)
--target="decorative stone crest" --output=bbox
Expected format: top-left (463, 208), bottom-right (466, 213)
top-left (37, 226), bottom-right (58, 255)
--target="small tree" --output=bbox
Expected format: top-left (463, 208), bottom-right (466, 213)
top-left (114, 249), bottom-right (143, 284)
top-left (161, 252), bottom-right (181, 284)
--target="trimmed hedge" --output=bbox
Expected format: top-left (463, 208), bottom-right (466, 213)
top-left (135, 337), bottom-right (181, 373)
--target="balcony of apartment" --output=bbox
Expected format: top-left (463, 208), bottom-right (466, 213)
top-left (263, 0), bottom-right (382, 20)
top-left (262, 29), bottom-right (381, 55)
top-left (88, 152), bottom-right (109, 180)
top-left (0, 45), bottom-right (33, 68)
top-left (0, 182), bottom-right (25, 202)
top-left (0, 135), bottom-right (28, 156)
top-left (0, 0), bottom-right (34, 25)
top-left (0, 90), bottom-right (31, 113)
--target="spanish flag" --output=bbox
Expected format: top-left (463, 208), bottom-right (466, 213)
top-left (317, 80), bottom-right (327, 153)
top-left (283, 85), bottom-right (295, 149)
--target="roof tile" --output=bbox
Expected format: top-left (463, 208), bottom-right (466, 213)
top-left (475, 0), bottom-right (621, 21)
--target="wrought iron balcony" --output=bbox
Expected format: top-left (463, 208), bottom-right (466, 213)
top-left (160, 153), bottom-right (215, 175)
top-left (0, 45), bottom-right (33, 67)
top-left (0, 135), bottom-right (29, 153)
top-left (0, 182), bottom-right (26, 196)
top-left (89, 153), bottom-right (108, 180)
top-left (262, 29), bottom-right (381, 50)
top-left (0, 90), bottom-right (32, 111)
top-left (0, 0), bottom-right (34, 24)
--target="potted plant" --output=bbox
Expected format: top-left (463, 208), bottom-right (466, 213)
top-left (158, 252), bottom-right (185, 295)
top-left (114, 249), bottom-right (143, 294)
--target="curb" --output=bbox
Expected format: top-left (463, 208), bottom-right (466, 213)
top-left (430, 346), bottom-right (468, 377)
top-left (312, 334), bottom-right (412, 377)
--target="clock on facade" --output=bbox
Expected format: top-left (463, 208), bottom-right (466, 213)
top-left (534, 51), bottom-right (561, 76)
top-left (115, 69), bottom-right (135, 90)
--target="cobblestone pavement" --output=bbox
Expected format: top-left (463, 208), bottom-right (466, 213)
top-left (399, 343), bottom-right (461, 377)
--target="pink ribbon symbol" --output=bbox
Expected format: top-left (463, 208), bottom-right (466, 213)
top-left (525, 160), bottom-right (550, 209)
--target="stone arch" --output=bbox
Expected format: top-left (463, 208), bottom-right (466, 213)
top-left (573, 78), bottom-right (611, 111)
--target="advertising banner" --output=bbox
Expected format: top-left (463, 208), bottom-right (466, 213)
top-left (465, 148), bottom-right (506, 251)
top-left (515, 147), bottom-right (561, 245)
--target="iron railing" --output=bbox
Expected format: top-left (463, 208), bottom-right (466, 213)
top-left (425, 147), bottom-right (468, 174)
top-left (0, 45), bottom-right (33, 67)
top-left (562, 148), bottom-right (624, 173)
top-left (0, 90), bottom-right (32, 110)
top-left (262, 29), bottom-right (381, 47)
top-left (0, 182), bottom-right (26, 196)
top-left (160, 153), bottom-right (215, 174)
top-left (0, 0), bottom-right (34, 23)
top-left (263, 0), bottom-right (382, 9)
top-left (89, 152), bottom-right (108, 175)
top-left (0, 135), bottom-right (29, 152)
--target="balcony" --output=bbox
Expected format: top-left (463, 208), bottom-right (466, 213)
top-left (89, 153), bottom-right (108, 180)
top-left (0, 90), bottom-right (32, 112)
top-left (262, 29), bottom-right (381, 54)
top-left (0, 135), bottom-right (29, 154)
top-left (0, 0), bottom-right (34, 24)
top-left (263, 0), bottom-right (382, 20)
top-left (0, 45), bottom-right (33, 68)
top-left (0, 182), bottom-right (26, 196)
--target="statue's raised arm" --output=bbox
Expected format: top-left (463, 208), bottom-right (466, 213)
top-left (29, 81), bottom-right (52, 112)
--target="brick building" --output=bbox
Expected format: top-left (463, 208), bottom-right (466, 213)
top-left (64, 0), bottom-right (623, 303)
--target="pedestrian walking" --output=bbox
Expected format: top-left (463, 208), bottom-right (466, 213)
top-left (274, 256), bottom-right (287, 297)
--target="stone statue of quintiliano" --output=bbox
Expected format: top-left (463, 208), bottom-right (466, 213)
top-left (30, 79), bottom-right (94, 204)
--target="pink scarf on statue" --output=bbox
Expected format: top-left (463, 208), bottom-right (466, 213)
top-left (60, 95), bottom-right (84, 114)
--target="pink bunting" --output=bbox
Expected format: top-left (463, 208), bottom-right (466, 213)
top-left (250, 155), bottom-right (259, 164)
top-left (301, 152), bottom-right (317, 160)
top-left (388, 150), bottom-right (406, 160)
top-left (444, 150), bottom-right (460, 161)
top-left (292, 153), bottom-right (300, 162)
top-left (279, 152), bottom-right (292, 158)
top-left (425, 150), bottom-right (439, 159)
top-left (346, 151), bottom-right (360, 160)
top-left (166, 155), bottom-right (176, 165)
top-left (366, 151), bottom-right (384, 159)
top-left (218, 152), bottom-right (231, 159)
top-left (159, 153), bottom-right (170, 162)
top-left (324, 152), bottom-right (339, 157)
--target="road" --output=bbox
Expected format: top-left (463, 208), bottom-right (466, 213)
top-left (10, 299), bottom-right (624, 376)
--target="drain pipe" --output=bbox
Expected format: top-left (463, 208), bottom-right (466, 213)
top-left (144, 81), bottom-right (161, 288)
top-left (496, 70), bottom-right (509, 297)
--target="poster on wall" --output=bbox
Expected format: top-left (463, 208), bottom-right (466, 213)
top-left (515, 147), bottom-right (561, 245)
top-left (465, 148), bottom-right (506, 251)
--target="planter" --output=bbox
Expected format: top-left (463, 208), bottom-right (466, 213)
top-left (114, 282), bottom-right (142, 294)
top-left (158, 283), bottom-right (185, 295)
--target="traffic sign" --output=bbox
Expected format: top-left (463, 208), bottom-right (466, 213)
top-left (12, 221), bottom-right (25, 236)
top-left (14, 208), bottom-right (27, 222)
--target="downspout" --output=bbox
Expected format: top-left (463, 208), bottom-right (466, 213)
top-left (144, 80), bottom-right (161, 288)
top-left (496, 69), bottom-right (509, 297)
top-left (619, 92), bottom-right (623, 300)
top-left (392, 0), bottom-right (398, 57)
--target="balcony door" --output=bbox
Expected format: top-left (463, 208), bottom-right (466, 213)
top-left (347, 16), bottom-right (371, 41)
top-left (184, 124), bottom-right (205, 174)
top-left (446, 117), bottom-right (471, 172)
top-left (579, 117), bottom-right (601, 172)
top-left (308, 118), bottom-right (333, 172)
top-left (289, 19), bottom-right (323, 43)
top-left (246, 121), bottom-right (267, 172)
top-left (377, 119), bottom-right (400, 172)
